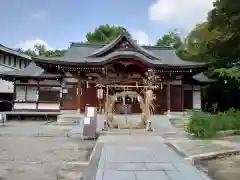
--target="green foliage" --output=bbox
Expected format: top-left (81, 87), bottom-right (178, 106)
top-left (214, 67), bottom-right (240, 83)
top-left (186, 110), bottom-right (240, 138)
top-left (187, 112), bottom-right (217, 138)
top-left (176, 0), bottom-right (240, 83)
top-left (207, 0), bottom-right (240, 59)
top-left (86, 24), bottom-right (124, 44)
top-left (184, 22), bottom-right (220, 58)
top-left (17, 44), bottom-right (67, 57)
top-left (156, 29), bottom-right (183, 49)
top-left (16, 48), bottom-right (36, 56)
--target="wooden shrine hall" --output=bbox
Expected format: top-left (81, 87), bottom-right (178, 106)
top-left (0, 29), bottom-right (214, 114)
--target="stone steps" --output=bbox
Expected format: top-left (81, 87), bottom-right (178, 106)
top-left (57, 114), bottom-right (83, 125)
top-left (170, 116), bottom-right (190, 128)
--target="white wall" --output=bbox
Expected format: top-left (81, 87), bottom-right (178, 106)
top-left (14, 102), bottom-right (60, 111)
top-left (14, 102), bottom-right (37, 110)
top-left (38, 103), bottom-right (60, 110)
top-left (0, 51), bottom-right (30, 93)
top-left (0, 63), bottom-right (17, 93)
top-left (193, 91), bottom-right (201, 109)
top-left (184, 84), bottom-right (202, 110)
top-left (0, 53), bottom-right (27, 69)
top-left (0, 79), bottom-right (13, 93)
top-left (193, 85), bottom-right (201, 109)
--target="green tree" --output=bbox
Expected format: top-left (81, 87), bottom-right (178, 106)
top-left (34, 44), bottom-right (47, 56)
top-left (16, 48), bottom-right (37, 56)
top-left (185, 22), bottom-right (220, 57)
top-left (86, 25), bottom-right (124, 44)
top-left (17, 44), bottom-right (66, 57)
top-left (177, 22), bottom-right (220, 62)
top-left (206, 0), bottom-right (240, 58)
top-left (206, 0), bottom-right (240, 81)
top-left (156, 30), bottom-right (183, 49)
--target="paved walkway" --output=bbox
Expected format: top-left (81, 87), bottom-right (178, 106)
top-left (93, 135), bottom-right (211, 180)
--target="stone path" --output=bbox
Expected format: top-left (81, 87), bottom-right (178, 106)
top-left (93, 135), bottom-right (211, 180)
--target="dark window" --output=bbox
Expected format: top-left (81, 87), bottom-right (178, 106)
top-left (62, 84), bottom-right (77, 102)
top-left (19, 59), bottom-right (22, 68)
top-left (24, 61), bottom-right (28, 67)
top-left (39, 87), bottom-right (61, 102)
top-left (13, 57), bottom-right (17, 67)
top-left (3, 55), bottom-right (6, 64)
top-left (8, 56), bottom-right (11, 66)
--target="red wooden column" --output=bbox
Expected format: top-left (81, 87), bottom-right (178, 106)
top-left (77, 80), bottom-right (81, 112)
top-left (181, 83), bottom-right (184, 112)
top-left (166, 81), bottom-right (171, 114)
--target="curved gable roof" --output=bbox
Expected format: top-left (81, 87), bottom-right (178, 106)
top-left (87, 29), bottom-right (161, 60)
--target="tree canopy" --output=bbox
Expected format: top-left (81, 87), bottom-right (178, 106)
top-left (204, 0), bottom-right (240, 81)
top-left (174, 0), bottom-right (240, 83)
top-left (17, 44), bottom-right (67, 57)
top-left (156, 30), bottom-right (183, 49)
top-left (86, 25), bottom-right (124, 44)
top-left (206, 0), bottom-right (240, 58)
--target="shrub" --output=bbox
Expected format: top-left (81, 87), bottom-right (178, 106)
top-left (186, 109), bottom-right (240, 138)
top-left (186, 112), bottom-right (217, 138)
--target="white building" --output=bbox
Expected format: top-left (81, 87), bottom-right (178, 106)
top-left (0, 44), bottom-right (31, 96)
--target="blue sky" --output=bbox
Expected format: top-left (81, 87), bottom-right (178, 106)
top-left (0, 0), bottom-right (214, 50)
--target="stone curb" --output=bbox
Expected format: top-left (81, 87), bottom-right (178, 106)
top-left (167, 142), bottom-right (240, 165)
top-left (81, 142), bottom-right (103, 180)
top-left (165, 142), bottom-right (188, 158)
top-left (185, 149), bottom-right (240, 163)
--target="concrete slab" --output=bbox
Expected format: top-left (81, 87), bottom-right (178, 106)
top-left (135, 171), bottom-right (170, 180)
top-left (145, 163), bottom-right (176, 171)
top-left (93, 135), bottom-right (211, 180)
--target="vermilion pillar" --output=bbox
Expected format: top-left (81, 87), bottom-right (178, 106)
top-left (77, 81), bottom-right (81, 112)
top-left (167, 81), bottom-right (171, 114)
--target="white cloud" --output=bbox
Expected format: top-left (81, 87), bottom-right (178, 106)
top-left (15, 39), bottom-right (54, 51)
top-left (148, 0), bottom-right (214, 30)
top-left (131, 30), bottom-right (151, 45)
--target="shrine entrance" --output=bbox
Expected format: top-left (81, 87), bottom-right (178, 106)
top-left (96, 81), bottom-right (159, 129)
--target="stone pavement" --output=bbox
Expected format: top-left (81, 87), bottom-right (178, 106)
top-left (93, 135), bottom-right (211, 180)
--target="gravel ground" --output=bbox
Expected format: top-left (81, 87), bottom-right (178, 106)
top-left (199, 154), bottom-right (240, 180)
top-left (166, 119), bottom-right (240, 180)
top-left (0, 121), bottom-right (96, 180)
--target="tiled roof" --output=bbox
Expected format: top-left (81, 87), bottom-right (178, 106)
top-left (31, 29), bottom-right (207, 68)
top-left (0, 44), bottom-right (31, 60)
top-left (0, 62), bottom-right (61, 79)
top-left (193, 72), bottom-right (216, 83)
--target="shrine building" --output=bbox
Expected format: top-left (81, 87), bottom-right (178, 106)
top-left (0, 29), bottom-right (214, 114)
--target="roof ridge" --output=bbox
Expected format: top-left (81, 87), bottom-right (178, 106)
top-left (70, 42), bottom-right (105, 48)
top-left (70, 42), bottom-right (175, 50)
top-left (142, 45), bottom-right (174, 50)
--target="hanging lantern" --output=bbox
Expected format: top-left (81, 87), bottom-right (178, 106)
top-left (97, 88), bottom-right (103, 99)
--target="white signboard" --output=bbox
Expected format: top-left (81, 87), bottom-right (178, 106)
top-left (63, 89), bottom-right (68, 93)
top-left (87, 107), bottom-right (95, 117)
top-left (84, 117), bottom-right (90, 125)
